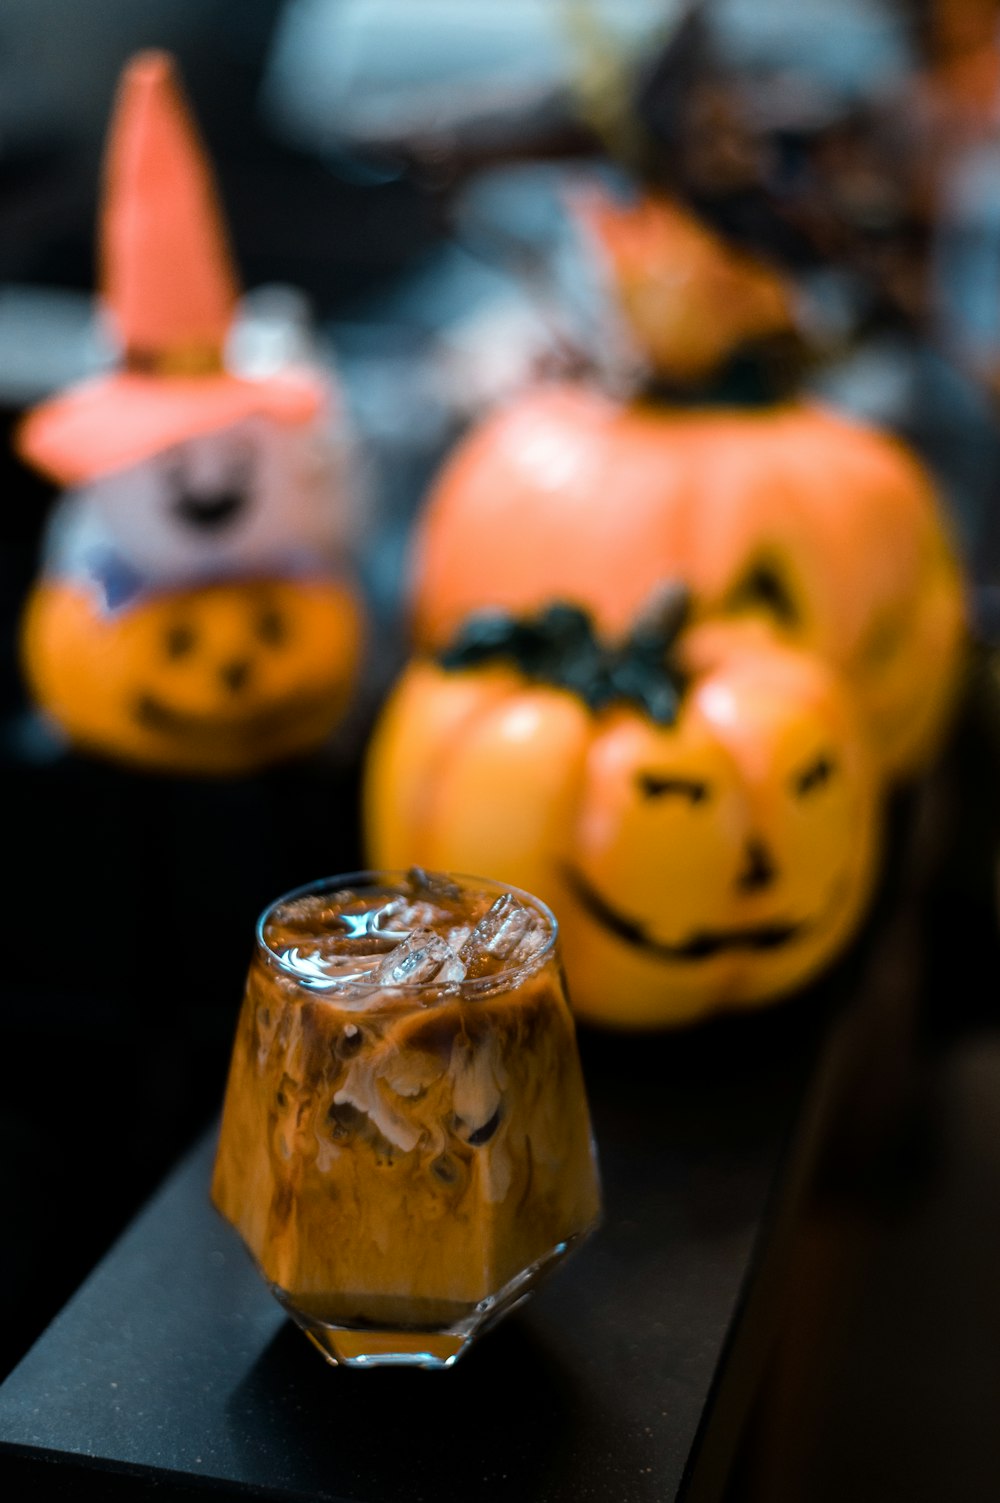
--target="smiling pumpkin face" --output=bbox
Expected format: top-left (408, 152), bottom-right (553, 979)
top-left (365, 606), bottom-right (882, 1028)
top-left (23, 574), bottom-right (362, 774)
top-left (554, 623), bottom-right (879, 1023)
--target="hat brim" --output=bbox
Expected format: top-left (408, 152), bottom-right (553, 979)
top-left (17, 368), bottom-right (325, 486)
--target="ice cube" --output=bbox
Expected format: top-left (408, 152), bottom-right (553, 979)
top-left (389, 868), bottom-right (469, 933)
top-left (446, 924), bottom-right (473, 954)
top-left (329, 897), bottom-right (413, 946)
top-left (459, 894), bottom-right (538, 979)
top-left (407, 867), bottom-right (462, 902)
top-left (386, 899), bottom-right (450, 934)
top-left (279, 946), bottom-right (383, 988)
top-left (373, 929), bottom-right (467, 986)
top-left (269, 889), bottom-right (408, 952)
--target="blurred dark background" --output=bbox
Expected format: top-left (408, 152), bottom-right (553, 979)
top-left (3, 3), bottom-right (1000, 1500)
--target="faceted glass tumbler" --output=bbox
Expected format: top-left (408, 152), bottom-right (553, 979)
top-left (211, 870), bottom-right (601, 1369)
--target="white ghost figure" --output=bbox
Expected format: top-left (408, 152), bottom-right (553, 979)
top-left (58, 409), bottom-right (351, 587)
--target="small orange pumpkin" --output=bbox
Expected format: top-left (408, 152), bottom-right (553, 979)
top-left (23, 573), bottom-right (362, 775)
top-left (366, 595), bottom-right (882, 1029)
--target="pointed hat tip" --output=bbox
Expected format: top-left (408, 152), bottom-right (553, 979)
top-left (111, 50), bottom-right (184, 132)
top-left (120, 48), bottom-right (176, 92)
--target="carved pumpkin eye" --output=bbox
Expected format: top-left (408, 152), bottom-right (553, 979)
top-left (637, 771), bottom-right (709, 803)
top-left (726, 559), bottom-right (800, 628)
top-left (165, 622), bottom-right (197, 659)
top-left (792, 752), bottom-right (836, 796)
top-left (256, 607), bottom-right (288, 648)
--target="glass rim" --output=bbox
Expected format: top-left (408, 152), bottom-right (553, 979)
top-left (254, 868), bottom-right (560, 997)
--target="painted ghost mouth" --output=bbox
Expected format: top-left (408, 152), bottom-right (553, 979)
top-left (172, 490), bottom-right (245, 530)
top-left (561, 863), bottom-right (807, 961)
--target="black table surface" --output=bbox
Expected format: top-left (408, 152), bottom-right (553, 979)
top-left (0, 951), bottom-right (887, 1503)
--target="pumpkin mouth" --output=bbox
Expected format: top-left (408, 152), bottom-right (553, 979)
top-left (133, 689), bottom-right (332, 745)
top-left (561, 863), bottom-right (808, 961)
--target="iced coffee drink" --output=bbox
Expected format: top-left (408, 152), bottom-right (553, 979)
top-left (212, 869), bottom-right (601, 1367)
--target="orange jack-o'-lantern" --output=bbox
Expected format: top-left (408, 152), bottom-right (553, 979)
top-left (366, 595), bottom-right (882, 1028)
top-left (23, 574), bottom-right (362, 775)
top-left (409, 386), bottom-right (965, 780)
top-left (410, 188), bottom-right (965, 781)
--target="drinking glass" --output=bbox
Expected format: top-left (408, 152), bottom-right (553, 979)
top-left (212, 869), bottom-right (601, 1368)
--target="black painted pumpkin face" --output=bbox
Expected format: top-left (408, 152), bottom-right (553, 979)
top-left (556, 643), bottom-right (876, 1024)
top-left (23, 575), bottom-right (362, 774)
top-left (365, 614), bottom-right (882, 1028)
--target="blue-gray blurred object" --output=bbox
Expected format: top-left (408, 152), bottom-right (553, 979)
top-left (707, 0), bottom-right (910, 106)
top-left (263, 0), bottom-right (677, 155)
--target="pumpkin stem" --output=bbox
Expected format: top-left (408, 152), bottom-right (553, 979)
top-left (636, 332), bottom-right (807, 409)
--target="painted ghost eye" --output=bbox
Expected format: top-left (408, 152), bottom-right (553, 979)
top-left (637, 772), bottom-right (709, 803)
top-left (256, 607), bottom-right (287, 647)
top-left (165, 622), bottom-right (197, 659)
top-left (793, 752), bottom-right (836, 796)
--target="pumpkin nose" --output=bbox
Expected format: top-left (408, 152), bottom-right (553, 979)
top-left (735, 837), bottom-right (778, 893)
top-left (220, 659), bottom-right (252, 694)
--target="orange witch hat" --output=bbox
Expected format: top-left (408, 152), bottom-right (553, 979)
top-left (102, 48), bottom-right (238, 371)
top-left (18, 51), bottom-right (321, 486)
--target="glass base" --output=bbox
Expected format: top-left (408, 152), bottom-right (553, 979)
top-left (272, 1225), bottom-right (595, 1369)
